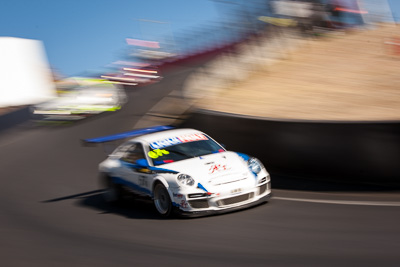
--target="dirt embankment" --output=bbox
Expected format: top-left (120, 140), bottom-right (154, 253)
top-left (197, 24), bottom-right (400, 121)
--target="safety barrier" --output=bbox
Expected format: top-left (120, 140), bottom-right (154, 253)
top-left (180, 110), bottom-right (400, 186)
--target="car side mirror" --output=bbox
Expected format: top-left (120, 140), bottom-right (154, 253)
top-left (136, 158), bottom-right (150, 168)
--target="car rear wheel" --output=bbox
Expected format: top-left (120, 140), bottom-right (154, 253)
top-left (153, 183), bottom-right (172, 217)
top-left (103, 177), bottom-right (123, 203)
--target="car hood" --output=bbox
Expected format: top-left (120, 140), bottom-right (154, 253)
top-left (158, 151), bottom-right (251, 185)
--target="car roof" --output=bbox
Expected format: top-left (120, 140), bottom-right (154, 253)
top-left (133, 128), bottom-right (206, 145)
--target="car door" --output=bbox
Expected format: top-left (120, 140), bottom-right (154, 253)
top-left (119, 142), bottom-right (153, 197)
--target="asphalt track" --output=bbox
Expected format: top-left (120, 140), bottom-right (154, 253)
top-left (1, 66), bottom-right (400, 267)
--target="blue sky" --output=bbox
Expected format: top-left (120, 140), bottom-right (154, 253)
top-left (1, 0), bottom-right (399, 77)
top-left (0, 0), bottom-right (221, 77)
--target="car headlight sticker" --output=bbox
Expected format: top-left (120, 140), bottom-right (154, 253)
top-left (177, 174), bottom-right (195, 186)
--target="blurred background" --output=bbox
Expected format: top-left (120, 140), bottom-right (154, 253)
top-left (1, 0), bottom-right (399, 120)
top-left (1, 1), bottom-right (400, 266)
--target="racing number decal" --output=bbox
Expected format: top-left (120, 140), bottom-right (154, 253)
top-left (148, 149), bottom-right (169, 159)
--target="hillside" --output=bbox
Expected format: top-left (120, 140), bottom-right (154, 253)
top-left (197, 24), bottom-right (400, 121)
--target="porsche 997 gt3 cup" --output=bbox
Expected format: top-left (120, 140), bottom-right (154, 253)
top-left (84, 126), bottom-right (271, 217)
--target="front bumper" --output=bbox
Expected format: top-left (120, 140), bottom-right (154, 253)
top-left (173, 192), bottom-right (271, 218)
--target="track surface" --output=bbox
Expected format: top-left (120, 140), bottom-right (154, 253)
top-left (1, 66), bottom-right (400, 267)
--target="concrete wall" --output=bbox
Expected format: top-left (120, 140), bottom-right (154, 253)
top-left (181, 110), bottom-right (400, 186)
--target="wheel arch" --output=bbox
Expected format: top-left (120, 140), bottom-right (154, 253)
top-left (152, 176), bottom-right (173, 199)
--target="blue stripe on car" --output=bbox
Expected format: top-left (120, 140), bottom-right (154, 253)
top-left (197, 183), bottom-right (208, 193)
top-left (121, 161), bottom-right (179, 174)
top-left (235, 152), bottom-right (258, 179)
top-left (149, 166), bottom-right (179, 174)
top-left (111, 176), bottom-right (152, 196)
top-left (236, 152), bottom-right (250, 161)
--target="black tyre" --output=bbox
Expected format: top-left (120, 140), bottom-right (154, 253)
top-left (103, 176), bottom-right (124, 204)
top-left (153, 183), bottom-right (172, 217)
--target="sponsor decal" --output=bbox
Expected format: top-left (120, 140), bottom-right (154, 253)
top-left (178, 133), bottom-right (208, 143)
top-left (138, 176), bottom-right (148, 187)
top-left (150, 133), bottom-right (208, 149)
top-left (180, 200), bottom-right (189, 209)
top-left (173, 193), bottom-right (184, 199)
top-left (150, 137), bottom-right (181, 149)
top-left (208, 164), bottom-right (230, 174)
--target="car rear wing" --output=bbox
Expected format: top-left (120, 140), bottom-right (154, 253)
top-left (82, 125), bottom-right (174, 146)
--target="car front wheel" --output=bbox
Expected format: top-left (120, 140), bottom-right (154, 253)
top-left (153, 183), bottom-right (172, 217)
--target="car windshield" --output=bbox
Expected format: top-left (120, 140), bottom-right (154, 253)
top-left (148, 138), bottom-right (225, 166)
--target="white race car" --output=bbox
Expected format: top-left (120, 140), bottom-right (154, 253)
top-left (84, 126), bottom-right (271, 217)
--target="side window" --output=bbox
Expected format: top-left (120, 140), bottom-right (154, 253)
top-left (112, 143), bottom-right (132, 157)
top-left (121, 143), bottom-right (145, 164)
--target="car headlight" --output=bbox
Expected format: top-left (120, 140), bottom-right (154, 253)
top-left (248, 158), bottom-right (264, 174)
top-left (177, 174), bottom-right (195, 186)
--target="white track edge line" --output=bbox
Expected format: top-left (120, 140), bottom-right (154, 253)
top-left (273, 197), bottom-right (400, 207)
